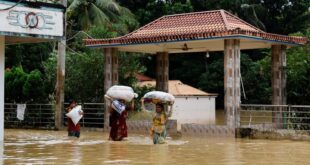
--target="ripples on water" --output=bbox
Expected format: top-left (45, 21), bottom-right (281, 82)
top-left (1, 129), bottom-right (310, 164)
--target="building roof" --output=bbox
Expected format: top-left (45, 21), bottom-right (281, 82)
top-left (85, 10), bottom-right (307, 52)
top-left (138, 80), bottom-right (217, 96)
top-left (134, 73), bottom-right (154, 82)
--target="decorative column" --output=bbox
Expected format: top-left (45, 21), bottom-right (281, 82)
top-left (103, 48), bottom-right (118, 130)
top-left (0, 36), bottom-right (4, 142)
top-left (224, 39), bottom-right (241, 128)
top-left (272, 45), bottom-right (287, 128)
top-left (156, 52), bottom-right (169, 92)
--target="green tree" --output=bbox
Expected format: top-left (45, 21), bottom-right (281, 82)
top-left (191, 0), bottom-right (310, 34)
top-left (23, 70), bottom-right (46, 102)
top-left (5, 43), bottom-right (52, 72)
top-left (198, 54), bottom-right (224, 108)
top-left (170, 53), bottom-right (206, 87)
top-left (133, 0), bottom-right (193, 26)
top-left (5, 67), bottom-right (46, 103)
top-left (5, 67), bottom-right (27, 103)
top-left (67, 0), bottom-right (138, 32)
top-left (286, 29), bottom-right (310, 105)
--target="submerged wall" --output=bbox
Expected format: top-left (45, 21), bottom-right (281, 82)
top-left (170, 96), bottom-right (216, 130)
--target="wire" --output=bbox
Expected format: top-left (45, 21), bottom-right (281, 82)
top-left (0, 0), bottom-right (24, 11)
top-left (66, 31), bottom-right (94, 42)
top-left (58, 41), bottom-right (84, 56)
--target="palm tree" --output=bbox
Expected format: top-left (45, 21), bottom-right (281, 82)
top-left (67, 0), bottom-right (136, 31)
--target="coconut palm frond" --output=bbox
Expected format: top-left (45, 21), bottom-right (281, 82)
top-left (66, 0), bottom-right (84, 18)
top-left (96, 0), bottom-right (120, 15)
top-left (80, 9), bottom-right (92, 31)
top-left (89, 3), bottom-right (110, 27)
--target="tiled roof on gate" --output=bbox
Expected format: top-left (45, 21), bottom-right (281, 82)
top-left (125, 10), bottom-right (262, 38)
top-left (85, 10), bottom-right (307, 46)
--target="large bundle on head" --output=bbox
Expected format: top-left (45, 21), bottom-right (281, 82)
top-left (105, 85), bottom-right (138, 102)
top-left (143, 91), bottom-right (175, 105)
top-left (142, 91), bottom-right (175, 116)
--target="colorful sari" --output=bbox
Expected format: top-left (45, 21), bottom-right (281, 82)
top-left (109, 110), bottom-right (128, 141)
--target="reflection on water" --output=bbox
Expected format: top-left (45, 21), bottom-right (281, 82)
top-left (216, 109), bottom-right (225, 125)
top-left (3, 129), bottom-right (310, 164)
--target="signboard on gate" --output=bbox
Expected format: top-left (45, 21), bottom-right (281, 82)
top-left (0, 2), bottom-right (63, 38)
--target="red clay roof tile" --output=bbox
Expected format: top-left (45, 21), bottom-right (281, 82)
top-left (85, 10), bottom-right (308, 46)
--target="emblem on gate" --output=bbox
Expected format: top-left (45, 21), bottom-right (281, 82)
top-left (7, 10), bottom-right (55, 30)
top-left (25, 12), bottom-right (39, 28)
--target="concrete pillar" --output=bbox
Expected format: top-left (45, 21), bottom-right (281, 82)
top-left (156, 52), bottom-right (169, 92)
top-left (111, 48), bottom-right (118, 85)
top-left (224, 39), bottom-right (241, 128)
top-left (103, 48), bottom-right (118, 130)
top-left (272, 45), bottom-right (287, 128)
top-left (0, 36), bottom-right (4, 142)
top-left (104, 48), bottom-right (112, 130)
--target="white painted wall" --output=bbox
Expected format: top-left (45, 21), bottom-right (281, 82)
top-left (170, 96), bottom-right (216, 130)
top-left (0, 36), bottom-right (4, 142)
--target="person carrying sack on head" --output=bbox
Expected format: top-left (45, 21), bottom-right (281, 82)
top-left (109, 99), bottom-right (133, 141)
top-left (150, 103), bottom-right (167, 144)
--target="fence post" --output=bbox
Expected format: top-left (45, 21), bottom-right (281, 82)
top-left (82, 103), bottom-right (85, 128)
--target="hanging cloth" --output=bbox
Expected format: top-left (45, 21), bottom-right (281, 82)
top-left (16, 104), bottom-right (26, 120)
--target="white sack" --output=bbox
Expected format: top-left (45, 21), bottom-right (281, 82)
top-left (106, 85), bottom-right (138, 102)
top-left (66, 105), bottom-right (83, 125)
top-left (143, 91), bottom-right (175, 103)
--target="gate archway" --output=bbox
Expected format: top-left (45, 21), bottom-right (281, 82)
top-left (85, 10), bottom-right (307, 134)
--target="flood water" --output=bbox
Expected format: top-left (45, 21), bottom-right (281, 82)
top-left (1, 129), bottom-right (310, 164)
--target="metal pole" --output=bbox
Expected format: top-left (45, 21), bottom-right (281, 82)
top-left (55, 0), bottom-right (67, 130)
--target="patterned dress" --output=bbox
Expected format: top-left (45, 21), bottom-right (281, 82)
top-left (109, 109), bottom-right (128, 141)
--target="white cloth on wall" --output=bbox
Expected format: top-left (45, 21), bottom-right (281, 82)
top-left (16, 104), bottom-right (26, 121)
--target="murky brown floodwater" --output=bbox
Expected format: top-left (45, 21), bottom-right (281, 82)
top-left (1, 129), bottom-right (310, 165)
